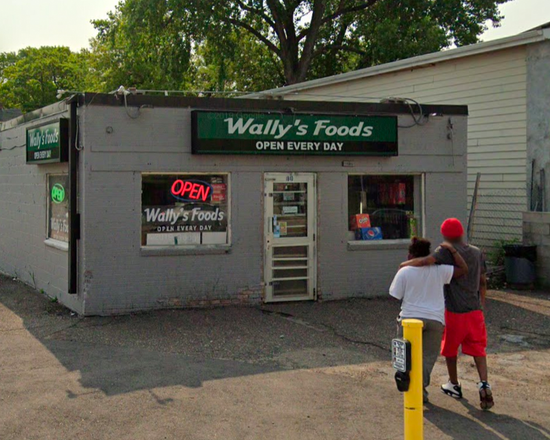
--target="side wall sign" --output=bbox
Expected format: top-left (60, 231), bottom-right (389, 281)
top-left (26, 119), bottom-right (69, 164)
top-left (191, 111), bottom-right (398, 156)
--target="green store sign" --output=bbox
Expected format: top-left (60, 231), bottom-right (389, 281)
top-left (26, 119), bottom-right (68, 164)
top-left (191, 111), bottom-right (398, 156)
top-left (51, 183), bottom-right (66, 204)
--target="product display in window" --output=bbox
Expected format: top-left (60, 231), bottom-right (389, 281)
top-left (141, 174), bottom-right (229, 246)
top-left (348, 175), bottom-right (418, 240)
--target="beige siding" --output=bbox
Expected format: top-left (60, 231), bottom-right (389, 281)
top-left (288, 46), bottom-right (528, 248)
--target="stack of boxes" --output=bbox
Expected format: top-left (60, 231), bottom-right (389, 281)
top-left (350, 214), bottom-right (383, 240)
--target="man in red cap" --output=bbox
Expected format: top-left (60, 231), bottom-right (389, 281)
top-left (401, 218), bottom-right (493, 410)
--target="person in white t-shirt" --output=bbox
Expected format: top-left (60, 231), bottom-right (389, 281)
top-left (390, 237), bottom-right (468, 403)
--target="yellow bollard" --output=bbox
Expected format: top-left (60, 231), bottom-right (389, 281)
top-left (402, 319), bottom-right (424, 440)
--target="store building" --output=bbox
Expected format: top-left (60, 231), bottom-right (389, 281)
top-left (0, 94), bottom-right (467, 315)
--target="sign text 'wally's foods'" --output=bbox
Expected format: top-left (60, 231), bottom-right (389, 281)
top-left (191, 111), bottom-right (398, 156)
top-left (26, 119), bottom-right (69, 164)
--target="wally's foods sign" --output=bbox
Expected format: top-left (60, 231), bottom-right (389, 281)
top-left (26, 120), bottom-right (69, 164)
top-left (141, 174), bottom-right (229, 245)
top-left (192, 111), bottom-right (397, 156)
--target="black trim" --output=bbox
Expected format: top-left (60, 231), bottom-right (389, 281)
top-left (83, 93), bottom-right (468, 116)
top-left (68, 98), bottom-right (81, 294)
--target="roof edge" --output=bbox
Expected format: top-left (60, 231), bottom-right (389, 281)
top-left (81, 93), bottom-right (468, 115)
top-left (0, 100), bottom-right (69, 131)
top-left (248, 28), bottom-right (548, 98)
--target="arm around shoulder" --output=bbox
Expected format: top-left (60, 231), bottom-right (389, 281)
top-left (399, 255), bottom-right (436, 269)
top-left (444, 244), bottom-right (468, 278)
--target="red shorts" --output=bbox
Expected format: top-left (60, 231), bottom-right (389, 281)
top-left (441, 309), bottom-right (487, 357)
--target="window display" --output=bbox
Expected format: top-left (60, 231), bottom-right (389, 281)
top-left (348, 175), bottom-right (419, 240)
top-left (48, 175), bottom-right (69, 243)
top-left (141, 174), bottom-right (229, 246)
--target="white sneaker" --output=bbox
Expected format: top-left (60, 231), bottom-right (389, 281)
top-left (441, 380), bottom-right (463, 399)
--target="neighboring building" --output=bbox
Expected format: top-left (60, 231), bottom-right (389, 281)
top-left (252, 23), bottom-right (550, 249)
top-left (0, 106), bottom-right (22, 122)
top-left (0, 94), bottom-right (467, 315)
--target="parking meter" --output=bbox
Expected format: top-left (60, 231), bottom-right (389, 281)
top-left (392, 338), bottom-right (411, 392)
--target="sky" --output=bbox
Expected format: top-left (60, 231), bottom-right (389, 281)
top-left (0, 0), bottom-right (550, 53)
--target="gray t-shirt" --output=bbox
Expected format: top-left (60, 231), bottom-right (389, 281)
top-left (433, 243), bottom-right (486, 313)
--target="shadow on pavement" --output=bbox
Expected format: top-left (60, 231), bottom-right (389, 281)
top-left (425, 398), bottom-right (550, 440)
top-left (1, 274), bottom-right (550, 399)
top-left (50, 340), bottom-right (277, 396)
top-left (0, 275), bottom-right (388, 397)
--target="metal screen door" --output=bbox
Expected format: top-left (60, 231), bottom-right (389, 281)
top-left (264, 173), bottom-right (317, 302)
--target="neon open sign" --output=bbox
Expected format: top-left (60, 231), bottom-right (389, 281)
top-left (171, 179), bottom-right (212, 202)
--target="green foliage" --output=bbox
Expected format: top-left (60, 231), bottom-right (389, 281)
top-left (0, 47), bottom-right (89, 112)
top-left (191, 29), bottom-right (283, 93)
top-left (89, 0), bottom-right (510, 90)
top-left (488, 238), bottom-right (521, 266)
top-left (89, 0), bottom-right (195, 92)
top-left (1, 0), bottom-right (512, 111)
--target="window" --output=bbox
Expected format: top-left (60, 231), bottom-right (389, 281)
top-left (48, 174), bottom-right (69, 243)
top-left (141, 173), bottom-right (229, 247)
top-left (348, 175), bottom-right (421, 241)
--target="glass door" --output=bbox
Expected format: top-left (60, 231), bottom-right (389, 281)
top-left (264, 173), bottom-right (316, 302)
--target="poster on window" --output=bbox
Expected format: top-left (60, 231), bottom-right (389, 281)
top-left (48, 175), bottom-right (69, 242)
top-left (141, 174), bottom-right (229, 246)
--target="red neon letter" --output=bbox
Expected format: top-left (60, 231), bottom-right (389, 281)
top-left (189, 183), bottom-right (200, 200)
top-left (171, 179), bottom-right (184, 196)
top-left (197, 185), bottom-right (210, 201)
top-left (181, 181), bottom-right (193, 197)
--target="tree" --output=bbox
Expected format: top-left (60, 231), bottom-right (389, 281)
top-left (88, 0), bottom-right (510, 92)
top-left (0, 47), bottom-right (89, 112)
top-left (206, 0), bottom-right (510, 85)
top-left (191, 29), bottom-right (284, 93)
top-left (90, 0), bottom-right (195, 93)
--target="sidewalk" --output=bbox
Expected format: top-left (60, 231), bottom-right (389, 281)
top-left (1, 274), bottom-right (549, 439)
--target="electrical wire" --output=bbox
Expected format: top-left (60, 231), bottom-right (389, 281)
top-left (54, 87), bottom-right (437, 127)
top-left (111, 87), bottom-right (431, 128)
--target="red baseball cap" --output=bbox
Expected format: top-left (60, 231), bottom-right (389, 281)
top-left (441, 218), bottom-right (464, 239)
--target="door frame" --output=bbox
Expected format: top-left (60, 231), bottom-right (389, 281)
top-left (263, 172), bottom-right (317, 303)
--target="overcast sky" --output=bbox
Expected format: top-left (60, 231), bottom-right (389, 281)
top-left (1, 0), bottom-right (549, 53)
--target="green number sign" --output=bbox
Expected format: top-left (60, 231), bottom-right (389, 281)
top-left (51, 183), bottom-right (66, 204)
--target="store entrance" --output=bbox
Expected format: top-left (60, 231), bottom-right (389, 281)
top-left (264, 173), bottom-right (317, 302)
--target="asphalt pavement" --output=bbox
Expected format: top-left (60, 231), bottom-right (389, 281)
top-left (1, 274), bottom-right (549, 440)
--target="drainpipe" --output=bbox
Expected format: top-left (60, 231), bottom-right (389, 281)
top-left (68, 96), bottom-right (81, 294)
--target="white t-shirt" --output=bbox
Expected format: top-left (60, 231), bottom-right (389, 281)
top-left (389, 265), bottom-right (454, 325)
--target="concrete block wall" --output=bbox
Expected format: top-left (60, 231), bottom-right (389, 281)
top-left (527, 41), bottom-right (550, 212)
top-left (78, 104), bottom-right (467, 315)
top-left (523, 211), bottom-right (550, 287)
top-left (0, 100), bottom-right (467, 315)
top-left (0, 103), bottom-right (82, 312)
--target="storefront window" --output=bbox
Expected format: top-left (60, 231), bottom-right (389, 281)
top-left (348, 175), bottom-right (420, 241)
top-left (48, 175), bottom-right (69, 243)
top-left (141, 173), bottom-right (229, 246)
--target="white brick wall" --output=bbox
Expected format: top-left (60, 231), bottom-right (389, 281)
top-left (0, 111), bottom-right (83, 313)
top-left (76, 105), bottom-right (467, 315)
top-left (1, 103), bottom-right (467, 315)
